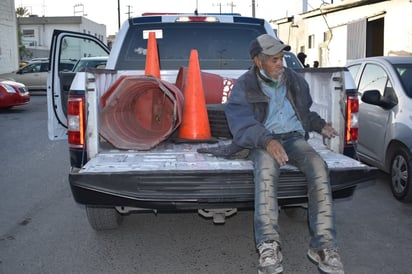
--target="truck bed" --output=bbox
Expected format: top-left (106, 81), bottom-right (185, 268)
top-left (69, 138), bottom-right (375, 210)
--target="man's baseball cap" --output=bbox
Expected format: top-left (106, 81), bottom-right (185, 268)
top-left (249, 34), bottom-right (291, 58)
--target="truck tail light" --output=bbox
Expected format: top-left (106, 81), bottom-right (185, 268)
top-left (175, 16), bottom-right (218, 22)
top-left (345, 94), bottom-right (359, 145)
top-left (67, 95), bottom-right (86, 149)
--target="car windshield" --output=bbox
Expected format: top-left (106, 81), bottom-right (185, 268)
top-left (394, 64), bottom-right (412, 98)
top-left (284, 52), bottom-right (304, 69)
top-left (21, 63), bottom-right (43, 73)
top-left (116, 22), bottom-right (265, 70)
top-left (72, 58), bottom-right (107, 72)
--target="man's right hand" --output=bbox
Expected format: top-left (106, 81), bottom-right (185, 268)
top-left (266, 139), bottom-right (288, 166)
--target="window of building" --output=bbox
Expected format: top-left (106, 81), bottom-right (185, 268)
top-left (308, 34), bottom-right (315, 49)
top-left (22, 29), bottom-right (35, 38)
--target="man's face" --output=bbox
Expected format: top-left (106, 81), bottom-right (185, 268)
top-left (254, 52), bottom-right (284, 80)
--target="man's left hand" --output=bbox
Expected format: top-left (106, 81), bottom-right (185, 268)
top-left (321, 123), bottom-right (338, 138)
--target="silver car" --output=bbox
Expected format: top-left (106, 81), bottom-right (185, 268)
top-left (0, 61), bottom-right (49, 91)
top-left (0, 60), bottom-right (74, 91)
top-left (347, 56), bottom-right (412, 202)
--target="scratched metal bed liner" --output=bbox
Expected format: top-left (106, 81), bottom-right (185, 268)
top-left (79, 139), bottom-right (370, 174)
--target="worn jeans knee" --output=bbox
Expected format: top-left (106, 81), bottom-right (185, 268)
top-left (249, 149), bottom-right (281, 246)
top-left (284, 136), bottom-right (337, 249)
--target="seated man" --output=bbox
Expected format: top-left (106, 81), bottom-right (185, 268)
top-left (225, 34), bottom-right (344, 274)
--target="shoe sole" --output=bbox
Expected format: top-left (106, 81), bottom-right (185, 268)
top-left (307, 249), bottom-right (319, 264)
top-left (257, 264), bottom-right (284, 274)
top-left (307, 250), bottom-right (344, 274)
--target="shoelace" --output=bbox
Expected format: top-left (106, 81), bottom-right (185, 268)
top-left (324, 248), bottom-right (339, 258)
top-left (260, 242), bottom-right (281, 262)
top-left (323, 249), bottom-right (342, 267)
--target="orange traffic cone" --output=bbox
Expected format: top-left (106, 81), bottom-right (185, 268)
top-left (144, 32), bottom-right (160, 78)
top-left (178, 49), bottom-right (213, 142)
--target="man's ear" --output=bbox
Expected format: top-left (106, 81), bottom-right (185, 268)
top-left (253, 56), bottom-right (261, 69)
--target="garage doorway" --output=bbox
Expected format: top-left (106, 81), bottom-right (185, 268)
top-left (366, 17), bottom-right (384, 57)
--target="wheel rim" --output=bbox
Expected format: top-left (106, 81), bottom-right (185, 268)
top-left (391, 154), bottom-right (408, 194)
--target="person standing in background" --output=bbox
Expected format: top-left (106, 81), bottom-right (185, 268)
top-left (297, 52), bottom-right (309, 67)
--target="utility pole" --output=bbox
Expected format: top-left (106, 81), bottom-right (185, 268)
top-left (213, 2), bottom-right (236, 14)
top-left (251, 0), bottom-right (255, 17)
top-left (213, 3), bottom-right (222, 13)
top-left (117, 0), bottom-right (120, 30)
top-left (126, 5), bottom-right (133, 18)
top-left (41, 0), bottom-right (45, 16)
top-left (227, 1), bottom-right (236, 13)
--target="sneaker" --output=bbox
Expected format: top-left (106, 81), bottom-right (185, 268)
top-left (257, 241), bottom-right (283, 274)
top-left (307, 248), bottom-right (344, 274)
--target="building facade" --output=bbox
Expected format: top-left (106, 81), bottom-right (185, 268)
top-left (273, 0), bottom-right (412, 67)
top-left (18, 15), bottom-right (107, 61)
top-left (0, 0), bottom-right (19, 73)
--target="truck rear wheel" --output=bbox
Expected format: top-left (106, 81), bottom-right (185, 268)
top-left (85, 206), bottom-right (123, 230)
top-left (390, 146), bottom-right (412, 202)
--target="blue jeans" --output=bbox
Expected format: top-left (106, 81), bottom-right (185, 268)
top-left (249, 132), bottom-right (337, 250)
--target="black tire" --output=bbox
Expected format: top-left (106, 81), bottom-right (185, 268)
top-left (85, 206), bottom-right (123, 231)
top-left (390, 146), bottom-right (412, 202)
top-left (207, 104), bottom-right (232, 138)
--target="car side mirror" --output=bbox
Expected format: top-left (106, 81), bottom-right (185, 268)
top-left (361, 90), bottom-right (397, 109)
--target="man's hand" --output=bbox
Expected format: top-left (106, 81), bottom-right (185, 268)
top-left (321, 123), bottom-right (338, 138)
top-left (266, 139), bottom-right (288, 166)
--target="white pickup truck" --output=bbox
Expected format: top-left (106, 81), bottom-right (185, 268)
top-left (47, 13), bottom-right (374, 230)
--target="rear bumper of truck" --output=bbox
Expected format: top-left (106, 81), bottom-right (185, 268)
top-left (69, 140), bottom-right (377, 210)
top-left (69, 167), bottom-right (374, 210)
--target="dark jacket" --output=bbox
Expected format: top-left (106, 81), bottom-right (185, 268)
top-left (225, 65), bottom-right (326, 150)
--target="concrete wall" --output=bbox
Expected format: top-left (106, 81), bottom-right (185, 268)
top-left (19, 16), bottom-right (107, 61)
top-left (0, 0), bottom-right (19, 73)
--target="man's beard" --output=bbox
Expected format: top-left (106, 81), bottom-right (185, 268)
top-left (269, 68), bottom-right (284, 80)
